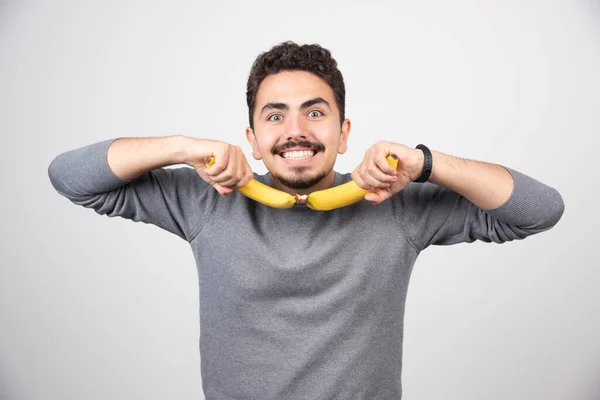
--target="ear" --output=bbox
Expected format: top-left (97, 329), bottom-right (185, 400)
top-left (337, 119), bottom-right (351, 154)
top-left (245, 127), bottom-right (262, 160)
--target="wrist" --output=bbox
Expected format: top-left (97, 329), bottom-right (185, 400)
top-left (174, 135), bottom-right (195, 165)
top-left (428, 151), bottom-right (458, 186)
top-left (410, 148), bottom-right (425, 182)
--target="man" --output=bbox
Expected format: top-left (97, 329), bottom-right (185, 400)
top-left (48, 41), bottom-right (564, 399)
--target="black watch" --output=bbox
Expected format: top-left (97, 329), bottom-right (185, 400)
top-left (414, 144), bottom-right (432, 183)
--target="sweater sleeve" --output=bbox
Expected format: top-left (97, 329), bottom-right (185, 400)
top-left (47, 138), bottom-right (217, 242)
top-left (393, 167), bottom-right (565, 251)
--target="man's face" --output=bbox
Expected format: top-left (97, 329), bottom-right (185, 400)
top-left (245, 70), bottom-right (351, 192)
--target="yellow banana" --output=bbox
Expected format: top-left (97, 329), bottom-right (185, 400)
top-left (204, 156), bottom-right (296, 209)
top-left (204, 154), bottom-right (399, 210)
top-left (239, 180), bottom-right (297, 208)
top-left (303, 154), bottom-right (399, 211)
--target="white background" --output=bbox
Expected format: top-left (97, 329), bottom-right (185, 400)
top-left (1, 1), bottom-right (599, 399)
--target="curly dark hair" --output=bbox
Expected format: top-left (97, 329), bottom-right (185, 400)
top-left (246, 41), bottom-right (346, 130)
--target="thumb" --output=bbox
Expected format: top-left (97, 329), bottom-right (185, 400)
top-left (202, 174), bottom-right (233, 198)
top-left (364, 188), bottom-right (393, 205)
top-left (214, 184), bottom-right (233, 197)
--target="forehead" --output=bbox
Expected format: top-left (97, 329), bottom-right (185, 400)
top-left (256, 70), bottom-right (336, 107)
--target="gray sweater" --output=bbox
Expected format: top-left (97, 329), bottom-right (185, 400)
top-left (48, 138), bottom-right (564, 400)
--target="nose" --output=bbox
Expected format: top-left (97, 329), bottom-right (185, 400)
top-left (285, 113), bottom-right (308, 141)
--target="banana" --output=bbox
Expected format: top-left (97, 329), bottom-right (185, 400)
top-left (204, 156), bottom-right (296, 209)
top-left (203, 154), bottom-right (399, 211)
top-left (240, 180), bottom-right (297, 208)
top-left (303, 154), bottom-right (399, 211)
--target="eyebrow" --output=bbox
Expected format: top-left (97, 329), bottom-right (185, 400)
top-left (259, 97), bottom-right (331, 115)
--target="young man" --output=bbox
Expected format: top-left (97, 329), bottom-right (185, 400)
top-left (48, 41), bottom-right (564, 399)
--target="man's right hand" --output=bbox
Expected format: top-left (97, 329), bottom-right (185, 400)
top-left (184, 138), bottom-right (254, 197)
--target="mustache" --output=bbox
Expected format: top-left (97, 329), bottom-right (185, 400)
top-left (272, 140), bottom-right (325, 155)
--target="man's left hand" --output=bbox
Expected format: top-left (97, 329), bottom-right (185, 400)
top-left (351, 141), bottom-right (424, 205)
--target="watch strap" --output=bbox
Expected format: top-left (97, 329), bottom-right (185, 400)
top-left (414, 144), bottom-right (432, 183)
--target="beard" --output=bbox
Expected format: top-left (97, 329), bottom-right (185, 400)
top-left (270, 139), bottom-right (328, 189)
top-left (272, 167), bottom-right (329, 190)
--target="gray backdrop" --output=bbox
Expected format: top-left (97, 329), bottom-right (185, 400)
top-left (1, 1), bottom-right (598, 399)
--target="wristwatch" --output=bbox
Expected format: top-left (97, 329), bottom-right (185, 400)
top-left (414, 144), bottom-right (432, 183)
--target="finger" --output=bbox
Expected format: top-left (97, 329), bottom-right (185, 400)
top-left (355, 163), bottom-right (393, 190)
top-left (201, 172), bottom-right (233, 197)
top-left (352, 169), bottom-right (370, 190)
top-left (361, 172), bottom-right (392, 189)
top-left (361, 161), bottom-right (397, 186)
top-left (218, 162), bottom-right (248, 188)
top-left (360, 152), bottom-right (398, 182)
top-left (216, 177), bottom-right (238, 187)
top-left (375, 155), bottom-right (398, 176)
top-left (201, 173), bottom-right (216, 186)
top-left (212, 145), bottom-right (239, 183)
top-left (220, 147), bottom-right (248, 188)
top-left (205, 151), bottom-right (229, 177)
top-left (212, 170), bottom-right (234, 185)
top-left (365, 188), bottom-right (393, 204)
top-left (214, 184), bottom-right (233, 197)
top-left (234, 148), bottom-right (253, 188)
top-left (237, 167), bottom-right (254, 188)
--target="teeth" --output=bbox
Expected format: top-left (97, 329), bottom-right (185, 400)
top-left (282, 150), bottom-right (315, 160)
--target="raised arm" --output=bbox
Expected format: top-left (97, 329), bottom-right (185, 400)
top-left (426, 150), bottom-right (514, 210)
top-left (48, 136), bottom-right (253, 241)
top-left (106, 136), bottom-right (189, 180)
top-left (351, 141), bottom-right (565, 250)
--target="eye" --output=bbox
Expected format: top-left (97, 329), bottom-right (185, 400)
top-left (268, 114), bottom-right (283, 122)
top-left (308, 110), bottom-right (323, 118)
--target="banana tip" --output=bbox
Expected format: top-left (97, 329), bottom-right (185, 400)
top-left (295, 194), bottom-right (308, 205)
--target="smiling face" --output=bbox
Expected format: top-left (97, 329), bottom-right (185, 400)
top-left (245, 70), bottom-right (351, 194)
